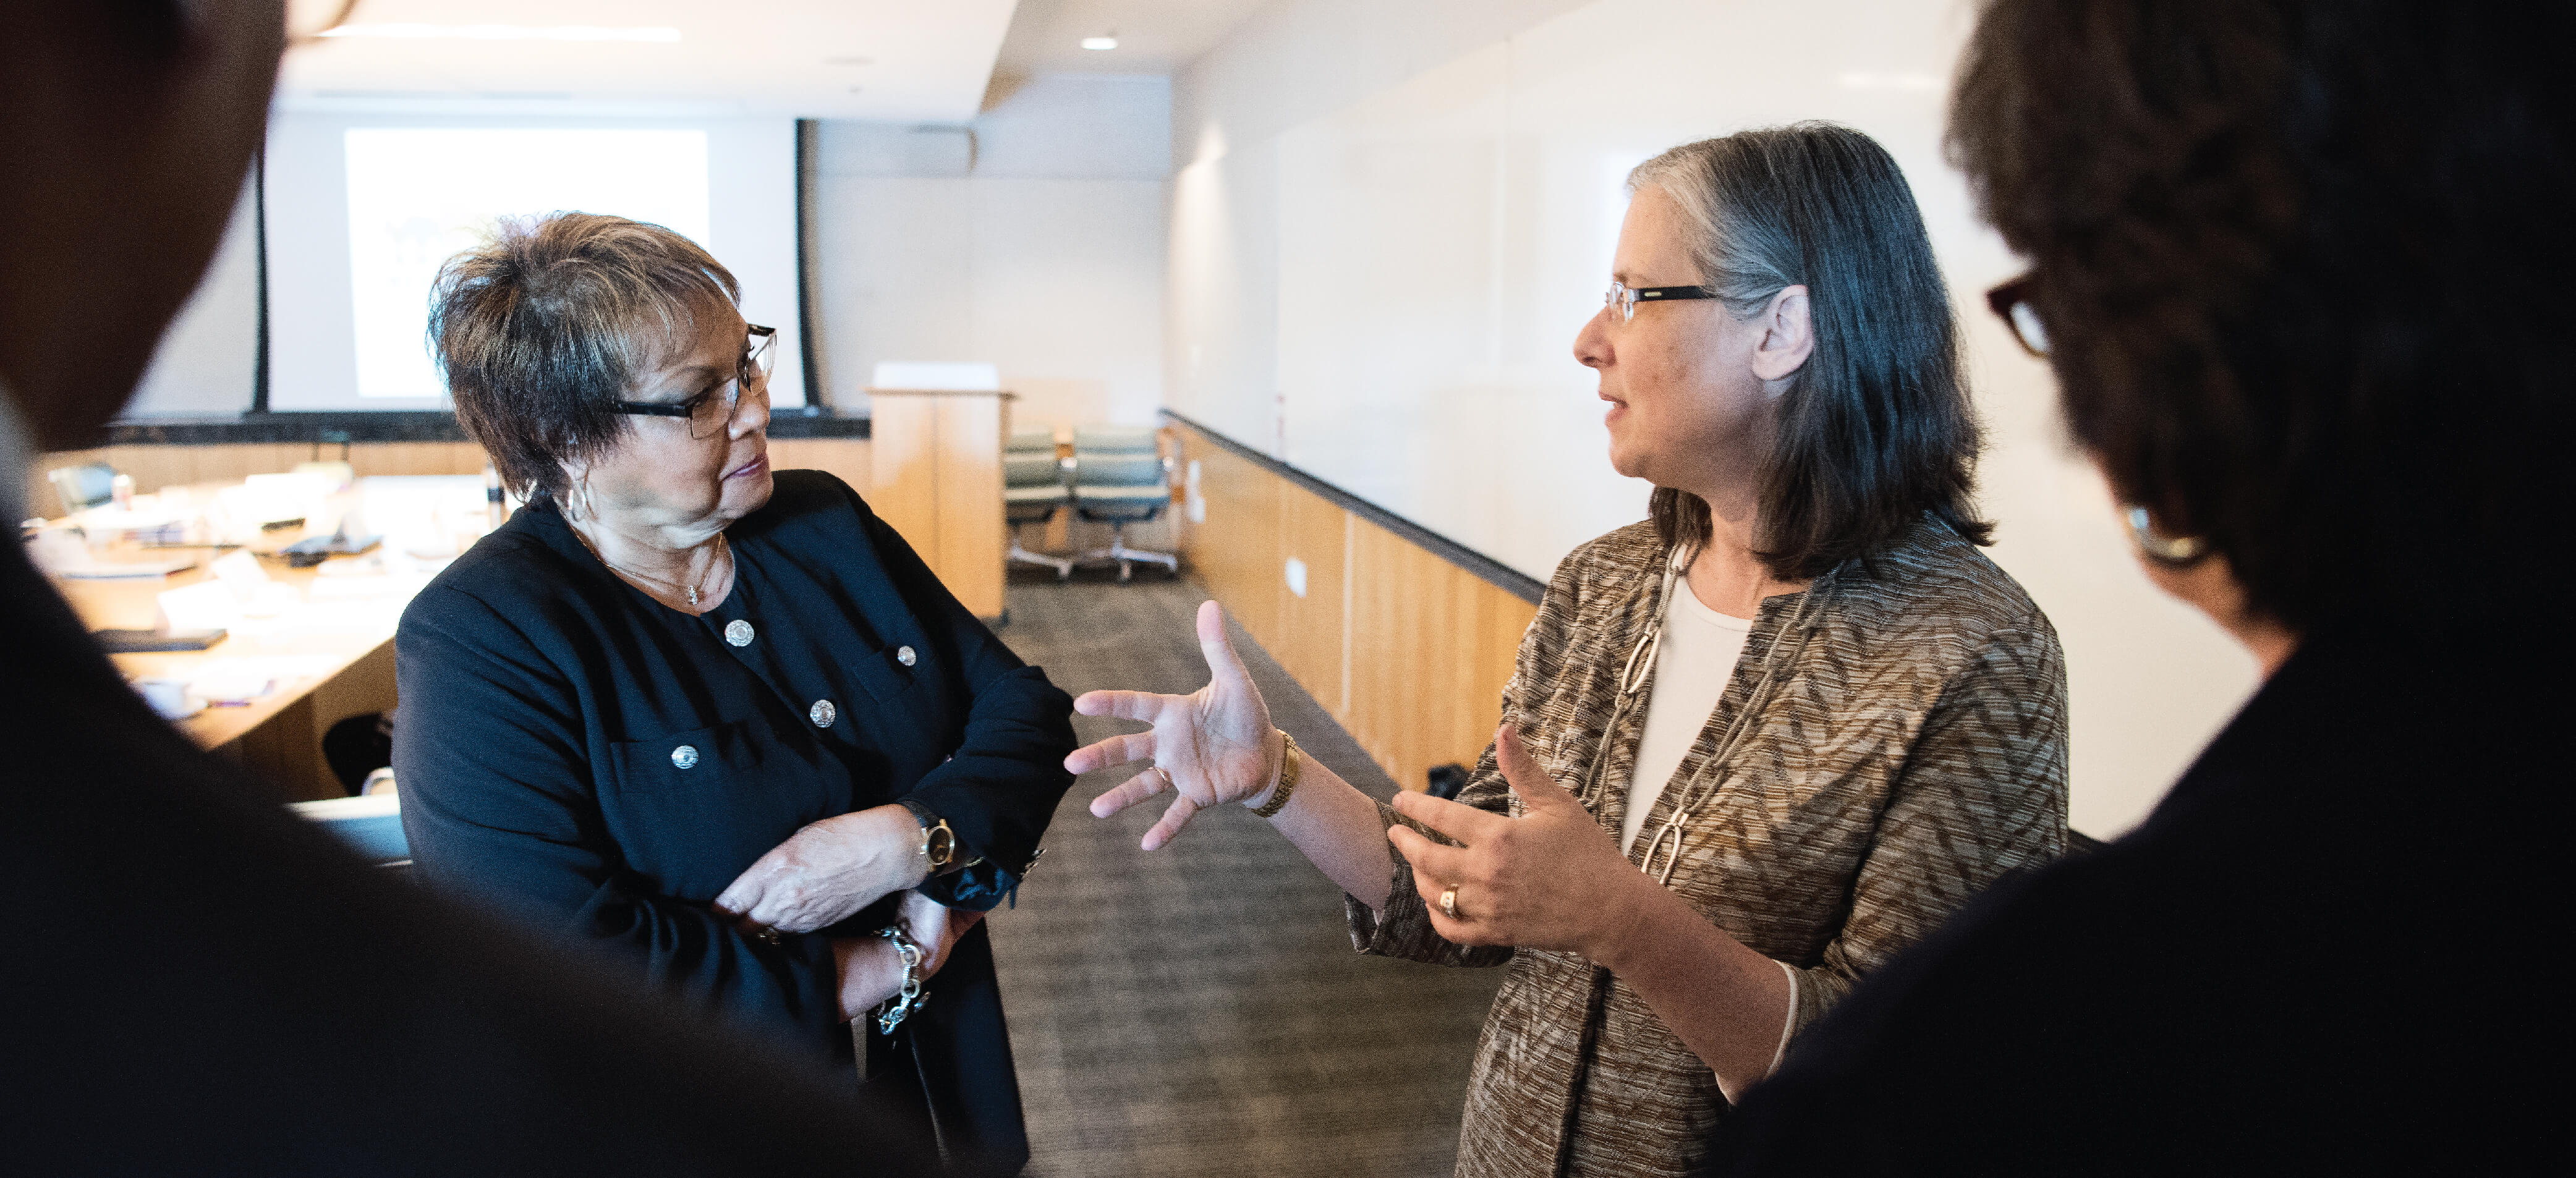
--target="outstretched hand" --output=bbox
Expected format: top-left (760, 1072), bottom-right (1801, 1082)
top-left (1066, 600), bottom-right (1282, 850)
top-left (1385, 725), bottom-right (1649, 958)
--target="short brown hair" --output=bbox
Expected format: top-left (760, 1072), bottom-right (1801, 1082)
top-left (1949, 0), bottom-right (2567, 632)
top-left (428, 212), bottom-right (739, 501)
top-left (1630, 124), bottom-right (1992, 580)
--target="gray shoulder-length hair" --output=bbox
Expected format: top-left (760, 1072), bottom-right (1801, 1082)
top-left (1630, 122), bottom-right (1991, 578)
top-left (428, 211), bottom-right (740, 502)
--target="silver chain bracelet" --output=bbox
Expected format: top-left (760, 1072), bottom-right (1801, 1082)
top-left (873, 919), bottom-right (930, 1035)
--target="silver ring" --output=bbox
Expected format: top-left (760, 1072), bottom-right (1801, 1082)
top-left (1153, 766), bottom-right (1176, 792)
top-left (1439, 888), bottom-right (1460, 921)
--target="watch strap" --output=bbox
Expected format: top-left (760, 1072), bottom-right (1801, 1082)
top-left (895, 799), bottom-right (959, 873)
top-left (1248, 730), bottom-right (1303, 818)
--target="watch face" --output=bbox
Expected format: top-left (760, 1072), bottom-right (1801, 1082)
top-left (925, 823), bottom-right (956, 868)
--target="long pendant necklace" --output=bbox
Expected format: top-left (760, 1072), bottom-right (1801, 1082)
top-left (576, 530), bottom-right (730, 612)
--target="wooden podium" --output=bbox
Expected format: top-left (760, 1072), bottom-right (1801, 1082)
top-left (865, 389), bottom-right (1009, 619)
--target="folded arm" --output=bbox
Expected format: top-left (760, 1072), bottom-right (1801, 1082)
top-left (393, 588), bottom-right (844, 1043)
top-left (847, 489), bottom-right (1079, 911)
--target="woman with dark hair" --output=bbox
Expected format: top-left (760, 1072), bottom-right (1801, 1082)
top-left (1069, 124), bottom-right (2068, 1177)
top-left (393, 212), bottom-right (1075, 1171)
top-left (1715, 2), bottom-right (2564, 1172)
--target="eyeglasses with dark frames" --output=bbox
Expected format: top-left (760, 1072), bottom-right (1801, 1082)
top-left (613, 324), bottom-right (776, 439)
top-left (1604, 280), bottom-right (1720, 324)
top-left (1986, 275), bottom-right (2051, 358)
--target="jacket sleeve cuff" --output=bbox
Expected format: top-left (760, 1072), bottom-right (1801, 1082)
top-left (1343, 799), bottom-right (1511, 968)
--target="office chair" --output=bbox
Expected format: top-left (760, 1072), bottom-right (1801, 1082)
top-left (46, 462), bottom-right (119, 517)
top-left (1005, 430), bottom-right (1074, 580)
top-left (1070, 428), bottom-right (1178, 582)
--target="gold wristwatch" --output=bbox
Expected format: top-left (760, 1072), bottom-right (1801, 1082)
top-left (1248, 729), bottom-right (1303, 818)
top-left (898, 799), bottom-right (959, 874)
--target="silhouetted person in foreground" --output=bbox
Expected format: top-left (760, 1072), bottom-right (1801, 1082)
top-left (0, 4), bottom-right (945, 1172)
top-left (1714, 1), bottom-right (2564, 1171)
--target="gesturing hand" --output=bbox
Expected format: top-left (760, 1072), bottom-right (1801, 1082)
top-left (1386, 726), bottom-right (1651, 958)
top-left (714, 803), bottom-right (924, 936)
top-left (1067, 600), bottom-right (1282, 850)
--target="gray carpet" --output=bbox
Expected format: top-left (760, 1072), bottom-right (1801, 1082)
top-left (985, 570), bottom-right (1505, 1178)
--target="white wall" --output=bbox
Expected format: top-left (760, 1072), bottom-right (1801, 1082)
top-left (122, 174), bottom-right (261, 418)
top-left (1170, 0), bottom-right (2258, 836)
top-left (810, 74), bottom-right (1169, 435)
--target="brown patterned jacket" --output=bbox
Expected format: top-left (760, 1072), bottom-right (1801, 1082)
top-left (1348, 518), bottom-right (2067, 1178)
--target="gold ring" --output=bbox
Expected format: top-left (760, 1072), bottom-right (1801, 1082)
top-left (1154, 766), bottom-right (1176, 792)
top-left (755, 926), bottom-right (781, 946)
top-left (1439, 889), bottom-right (1460, 920)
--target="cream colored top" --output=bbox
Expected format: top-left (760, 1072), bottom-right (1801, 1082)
top-left (1623, 578), bottom-right (1752, 854)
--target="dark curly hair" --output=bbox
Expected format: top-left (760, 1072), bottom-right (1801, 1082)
top-left (1633, 124), bottom-right (1992, 580)
top-left (1950, 0), bottom-right (2572, 632)
top-left (428, 212), bottom-right (739, 502)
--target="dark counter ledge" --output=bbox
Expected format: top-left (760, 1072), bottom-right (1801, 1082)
top-left (99, 409), bottom-right (871, 447)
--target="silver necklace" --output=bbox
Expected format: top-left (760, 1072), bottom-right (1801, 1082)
top-left (1581, 545), bottom-right (1838, 884)
top-left (577, 529), bottom-right (730, 611)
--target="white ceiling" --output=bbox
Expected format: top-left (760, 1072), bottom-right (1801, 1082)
top-left (279, 0), bottom-right (1020, 121)
top-left (991, 0), bottom-right (1278, 80)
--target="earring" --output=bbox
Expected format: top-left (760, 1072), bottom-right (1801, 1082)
top-left (2125, 506), bottom-right (2207, 566)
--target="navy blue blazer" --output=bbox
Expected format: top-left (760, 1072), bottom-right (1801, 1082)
top-left (2, 519), bottom-right (945, 1176)
top-left (394, 469), bottom-right (1074, 1169)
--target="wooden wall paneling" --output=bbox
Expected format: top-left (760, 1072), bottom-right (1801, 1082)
top-left (1274, 486), bottom-right (1349, 718)
top-left (23, 446), bottom-right (108, 517)
top-left (1343, 518), bottom-right (1413, 786)
top-left (866, 395), bottom-right (943, 559)
top-left (1177, 433), bottom-right (1284, 654)
top-left (224, 693), bottom-right (328, 804)
top-left (298, 638), bottom-right (398, 800)
top-left (1478, 580), bottom-right (1540, 730)
top-left (28, 440), bottom-right (503, 517)
top-left (933, 397), bottom-right (1005, 619)
top-left (345, 441), bottom-right (483, 477)
top-left (1105, 419), bottom-right (1547, 795)
top-left (768, 438), bottom-right (872, 493)
top-left (1345, 518), bottom-right (1525, 793)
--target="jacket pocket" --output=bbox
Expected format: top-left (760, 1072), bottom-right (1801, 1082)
top-left (601, 718), bottom-right (834, 899)
top-left (842, 642), bottom-right (920, 705)
top-left (608, 718), bottom-right (765, 792)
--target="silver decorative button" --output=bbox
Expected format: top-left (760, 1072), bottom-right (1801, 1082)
top-left (896, 645), bottom-right (917, 667)
top-left (725, 619), bottom-right (755, 647)
top-left (671, 744), bottom-right (700, 769)
top-left (809, 699), bottom-right (837, 728)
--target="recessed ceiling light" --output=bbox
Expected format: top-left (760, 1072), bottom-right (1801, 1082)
top-left (318, 23), bottom-right (681, 43)
top-left (1081, 35), bottom-right (1118, 51)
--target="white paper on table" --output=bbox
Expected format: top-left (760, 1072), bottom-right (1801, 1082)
top-left (191, 655), bottom-right (339, 680)
top-left (156, 580), bottom-right (243, 632)
top-left (53, 554), bottom-right (199, 580)
top-left (211, 549), bottom-right (270, 593)
top-left (228, 599), bottom-right (402, 637)
top-left (191, 674), bottom-right (276, 705)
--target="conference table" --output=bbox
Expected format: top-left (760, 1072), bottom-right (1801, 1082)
top-left (47, 481), bottom-right (469, 803)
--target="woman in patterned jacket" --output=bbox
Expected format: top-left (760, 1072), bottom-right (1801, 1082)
top-left (1069, 122), bottom-right (2068, 1178)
